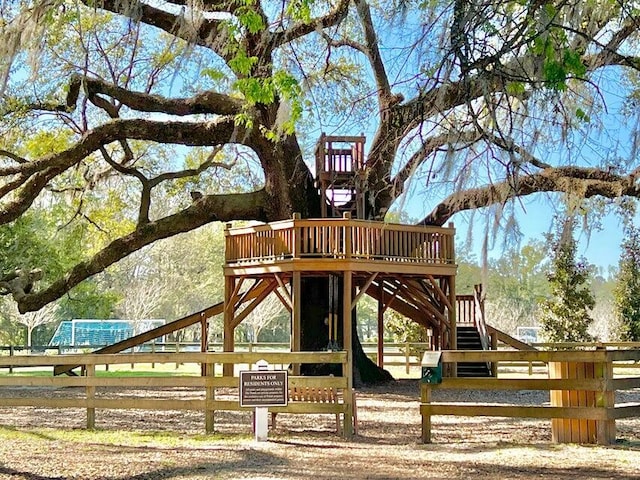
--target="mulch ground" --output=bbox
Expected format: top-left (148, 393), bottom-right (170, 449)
top-left (0, 380), bottom-right (639, 479)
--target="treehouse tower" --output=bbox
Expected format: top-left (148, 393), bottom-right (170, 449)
top-left (315, 133), bottom-right (366, 219)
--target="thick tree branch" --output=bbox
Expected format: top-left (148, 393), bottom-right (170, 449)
top-left (353, 0), bottom-right (392, 103)
top-left (81, 0), bottom-right (223, 50)
top-left (0, 117), bottom-right (244, 178)
top-left (0, 117), bottom-right (250, 225)
top-left (421, 167), bottom-right (640, 226)
top-left (82, 75), bottom-right (245, 116)
top-left (0, 149), bottom-right (28, 164)
top-left (270, 0), bottom-right (350, 48)
top-left (0, 269), bottom-right (43, 303)
top-left (16, 189), bottom-right (269, 313)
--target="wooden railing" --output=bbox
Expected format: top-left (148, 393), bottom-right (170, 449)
top-left (420, 349), bottom-right (640, 445)
top-left (0, 351), bottom-right (355, 437)
top-left (456, 284), bottom-right (490, 351)
top-left (315, 134), bottom-right (365, 175)
top-left (225, 217), bottom-right (455, 266)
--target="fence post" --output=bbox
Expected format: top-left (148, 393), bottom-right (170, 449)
top-left (421, 384), bottom-right (432, 443)
top-left (491, 333), bottom-right (498, 377)
top-left (86, 363), bottom-right (96, 429)
top-left (405, 342), bottom-right (411, 375)
top-left (204, 360), bottom-right (215, 433)
top-left (595, 353), bottom-right (615, 445)
top-left (9, 345), bottom-right (14, 374)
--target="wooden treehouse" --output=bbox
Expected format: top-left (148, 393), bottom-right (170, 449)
top-left (222, 134), bottom-right (460, 381)
top-left (54, 134), bottom-right (506, 382)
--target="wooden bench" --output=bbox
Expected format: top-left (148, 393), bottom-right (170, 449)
top-left (270, 386), bottom-right (358, 434)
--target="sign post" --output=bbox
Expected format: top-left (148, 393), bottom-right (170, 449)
top-left (240, 360), bottom-right (288, 442)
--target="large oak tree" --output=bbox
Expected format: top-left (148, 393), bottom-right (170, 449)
top-left (1, 0), bottom-right (640, 380)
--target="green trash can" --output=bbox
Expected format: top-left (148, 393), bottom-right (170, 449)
top-left (421, 351), bottom-right (442, 384)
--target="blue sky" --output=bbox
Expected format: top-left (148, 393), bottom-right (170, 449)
top-left (397, 190), bottom-right (626, 273)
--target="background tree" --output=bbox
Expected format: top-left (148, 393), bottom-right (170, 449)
top-left (236, 293), bottom-right (288, 343)
top-left (540, 219), bottom-right (595, 342)
top-left (2, 1), bottom-right (640, 381)
top-left (2, 300), bottom-right (59, 348)
top-left (486, 241), bottom-right (549, 335)
top-left (614, 227), bottom-right (640, 341)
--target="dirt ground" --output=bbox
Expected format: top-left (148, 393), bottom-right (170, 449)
top-left (1, 380), bottom-right (639, 479)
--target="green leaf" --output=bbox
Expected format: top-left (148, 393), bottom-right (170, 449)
top-left (286, 0), bottom-right (312, 22)
top-left (575, 108), bottom-right (590, 123)
top-left (237, 7), bottom-right (265, 34)
top-left (543, 61), bottom-right (567, 91)
top-left (234, 78), bottom-right (275, 104)
top-left (201, 68), bottom-right (225, 82)
top-left (563, 49), bottom-right (586, 78)
top-left (228, 51), bottom-right (258, 76)
top-left (506, 82), bottom-right (526, 96)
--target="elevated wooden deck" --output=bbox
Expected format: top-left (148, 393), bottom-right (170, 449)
top-left (224, 217), bottom-right (456, 277)
top-left (222, 216), bottom-right (458, 360)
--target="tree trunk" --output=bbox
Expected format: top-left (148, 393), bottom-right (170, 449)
top-left (300, 276), bottom-right (393, 385)
top-left (259, 138), bottom-right (391, 385)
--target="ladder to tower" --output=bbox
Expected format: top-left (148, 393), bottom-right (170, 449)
top-left (315, 133), bottom-right (366, 219)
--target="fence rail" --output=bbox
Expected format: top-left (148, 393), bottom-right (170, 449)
top-left (0, 351), bottom-right (355, 436)
top-left (3, 342), bottom-right (640, 376)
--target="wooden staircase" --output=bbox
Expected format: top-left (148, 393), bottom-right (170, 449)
top-left (456, 325), bottom-right (492, 377)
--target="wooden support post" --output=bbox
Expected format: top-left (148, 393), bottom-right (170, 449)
top-left (448, 275), bottom-right (457, 377)
top-left (200, 312), bottom-right (208, 352)
top-left (291, 272), bottom-right (301, 375)
top-left (342, 270), bottom-right (354, 437)
top-left (200, 312), bottom-right (208, 376)
top-left (448, 276), bottom-right (456, 350)
top-left (86, 364), bottom-right (96, 429)
top-left (204, 361), bottom-right (215, 433)
top-left (405, 342), bottom-right (411, 375)
top-left (377, 283), bottom-right (384, 368)
top-left (292, 213), bottom-right (301, 258)
top-left (223, 276), bottom-right (235, 377)
top-left (491, 331), bottom-right (498, 377)
top-left (421, 384), bottom-right (431, 443)
top-left (343, 212), bottom-right (352, 259)
top-left (596, 355), bottom-right (615, 445)
top-left (9, 345), bottom-right (13, 374)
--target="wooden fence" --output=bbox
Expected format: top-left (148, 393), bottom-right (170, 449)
top-left (421, 350), bottom-right (640, 445)
top-left (0, 351), bottom-right (355, 437)
top-left (4, 342), bottom-right (639, 376)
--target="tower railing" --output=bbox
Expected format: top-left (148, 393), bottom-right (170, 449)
top-left (225, 217), bottom-right (455, 266)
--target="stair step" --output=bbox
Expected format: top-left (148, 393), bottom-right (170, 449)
top-left (455, 326), bottom-right (492, 377)
top-left (457, 362), bottom-right (492, 377)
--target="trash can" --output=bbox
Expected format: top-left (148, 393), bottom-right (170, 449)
top-left (421, 351), bottom-right (442, 384)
